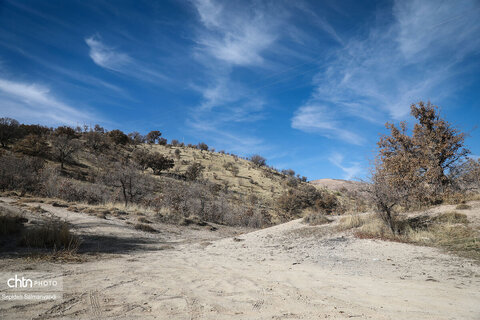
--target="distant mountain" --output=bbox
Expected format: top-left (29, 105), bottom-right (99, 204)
top-left (310, 178), bottom-right (367, 193)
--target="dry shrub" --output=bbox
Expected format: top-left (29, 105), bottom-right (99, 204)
top-left (303, 210), bottom-right (332, 226)
top-left (42, 167), bottom-right (110, 204)
top-left (150, 179), bottom-right (270, 228)
top-left (442, 192), bottom-right (468, 205)
top-left (455, 204), bottom-right (471, 210)
top-left (355, 217), bottom-right (394, 240)
top-left (20, 219), bottom-right (80, 251)
top-left (0, 152), bottom-right (44, 194)
top-left (277, 185), bottom-right (341, 217)
top-left (155, 206), bottom-right (183, 224)
top-left (134, 223), bottom-right (157, 233)
top-left (180, 215), bottom-right (207, 226)
top-left (433, 211), bottom-right (469, 224)
top-left (337, 214), bottom-right (370, 231)
top-left (101, 162), bottom-right (154, 207)
top-left (0, 212), bottom-right (26, 235)
top-left (349, 211), bottom-right (479, 260)
top-left (138, 217), bottom-right (152, 224)
top-left (223, 206), bottom-right (270, 228)
top-left (16, 197), bottom-right (45, 204)
top-left (407, 224), bottom-right (479, 260)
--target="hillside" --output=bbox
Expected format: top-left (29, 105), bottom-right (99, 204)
top-left (0, 123), bottom-right (341, 226)
top-left (140, 144), bottom-right (289, 202)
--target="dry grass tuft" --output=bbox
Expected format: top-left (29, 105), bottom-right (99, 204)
top-left (134, 223), bottom-right (157, 233)
top-left (344, 210), bottom-right (479, 260)
top-left (20, 219), bottom-right (80, 250)
top-left (28, 205), bottom-right (47, 213)
top-left (433, 211), bottom-right (469, 224)
top-left (16, 197), bottom-right (45, 204)
top-left (0, 214), bottom-right (26, 235)
top-left (337, 214), bottom-right (370, 231)
top-left (407, 224), bottom-right (479, 260)
top-left (181, 215), bottom-right (207, 226)
top-left (455, 204), bottom-right (471, 210)
top-left (355, 216), bottom-right (396, 240)
top-left (138, 217), bottom-right (152, 224)
top-left (302, 210), bottom-right (332, 226)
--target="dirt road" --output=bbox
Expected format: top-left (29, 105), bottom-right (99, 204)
top-left (0, 199), bottom-right (479, 319)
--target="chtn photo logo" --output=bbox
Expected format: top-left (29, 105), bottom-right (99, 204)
top-left (7, 275), bottom-right (33, 288)
top-left (6, 274), bottom-right (58, 289)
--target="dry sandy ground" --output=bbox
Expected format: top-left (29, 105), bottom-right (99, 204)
top-left (0, 198), bottom-right (479, 319)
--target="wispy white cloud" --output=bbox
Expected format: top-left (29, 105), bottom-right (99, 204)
top-left (291, 105), bottom-right (365, 145)
top-left (292, 0), bottom-right (480, 143)
top-left (394, 0), bottom-right (480, 62)
top-left (187, 0), bottom-right (285, 154)
top-left (85, 35), bottom-right (132, 72)
top-left (85, 34), bottom-right (167, 83)
top-left (192, 0), bottom-right (278, 67)
top-left (0, 77), bottom-right (94, 125)
top-left (291, 1), bottom-right (343, 45)
top-left (329, 152), bottom-right (363, 180)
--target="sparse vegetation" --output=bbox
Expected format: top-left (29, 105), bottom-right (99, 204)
top-left (197, 142), bottom-right (209, 151)
top-left (250, 154), bottom-right (266, 167)
top-left (302, 210), bottom-right (332, 226)
top-left (0, 117), bottom-right (20, 148)
top-left (13, 134), bottom-right (51, 157)
top-left (337, 211), bottom-right (479, 260)
top-left (185, 162), bottom-right (205, 181)
top-left (277, 185), bottom-right (343, 217)
top-left (20, 219), bottom-right (80, 250)
top-left (337, 214), bottom-right (369, 231)
top-left (108, 129), bottom-right (129, 145)
top-left (0, 208), bottom-right (25, 235)
top-left (51, 134), bottom-right (81, 169)
top-left (146, 130), bottom-right (162, 144)
top-left (134, 223), bottom-right (157, 233)
top-left (456, 204), bottom-right (471, 210)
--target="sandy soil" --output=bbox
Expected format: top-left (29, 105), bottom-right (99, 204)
top-left (0, 198), bottom-right (479, 319)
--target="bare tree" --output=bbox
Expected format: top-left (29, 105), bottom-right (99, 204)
top-left (197, 142), bottom-right (208, 151)
top-left (102, 161), bottom-right (153, 207)
top-left (250, 154), bottom-right (266, 167)
top-left (450, 158), bottom-right (480, 192)
top-left (51, 135), bottom-right (81, 169)
top-left (0, 118), bottom-right (20, 148)
top-left (128, 131), bottom-right (145, 145)
top-left (146, 130), bottom-right (161, 144)
top-left (85, 130), bottom-right (108, 153)
top-left (108, 129), bottom-right (129, 145)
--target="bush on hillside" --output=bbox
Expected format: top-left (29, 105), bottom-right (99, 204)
top-left (13, 134), bottom-right (51, 157)
top-left (0, 117), bottom-right (21, 148)
top-left (185, 162), bottom-right (204, 181)
top-left (250, 154), bottom-right (266, 167)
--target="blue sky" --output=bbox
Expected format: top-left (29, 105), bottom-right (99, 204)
top-left (1, 0), bottom-right (479, 180)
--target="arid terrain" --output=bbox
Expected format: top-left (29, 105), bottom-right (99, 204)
top-left (1, 196), bottom-right (479, 320)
